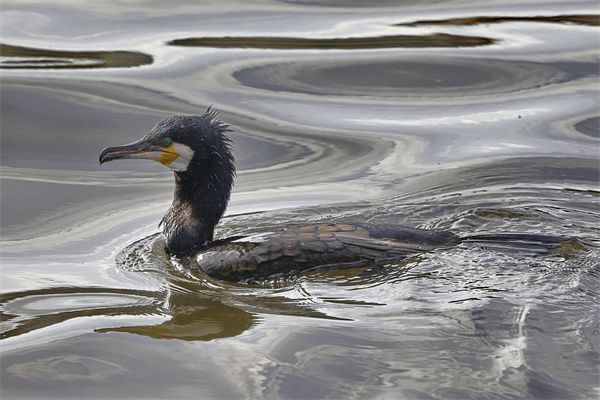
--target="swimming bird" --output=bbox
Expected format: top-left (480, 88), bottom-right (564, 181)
top-left (99, 109), bottom-right (564, 281)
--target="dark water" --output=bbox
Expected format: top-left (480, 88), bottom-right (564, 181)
top-left (1, 1), bottom-right (599, 399)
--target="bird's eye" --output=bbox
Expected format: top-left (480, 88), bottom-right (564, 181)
top-left (160, 137), bottom-right (173, 147)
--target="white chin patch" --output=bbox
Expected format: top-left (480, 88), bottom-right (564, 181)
top-left (168, 142), bottom-right (194, 172)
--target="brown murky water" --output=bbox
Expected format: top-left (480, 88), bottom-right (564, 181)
top-left (1, 1), bottom-right (599, 398)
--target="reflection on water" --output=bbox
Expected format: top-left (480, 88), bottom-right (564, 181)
top-left (399, 14), bottom-right (600, 27)
top-left (232, 58), bottom-right (598, 97)
top-left (0, 44), bottom-right (153, 69)
top-left (575, 116), bottom-right (600, 138)
top-left (168, 33), bottom-right (493, 49)
top-left (1, 0), bottom-right (599, 398)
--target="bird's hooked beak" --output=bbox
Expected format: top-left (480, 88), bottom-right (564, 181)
top-left (99, 138), bottom-right (179, 165)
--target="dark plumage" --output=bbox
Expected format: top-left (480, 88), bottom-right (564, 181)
top-left (196, 223), bottom-right (459, 282)
top-left (154, 113), bottom-right (235, 254)
top-left (100, 109), bottom-right (567, 282)
top-left (101, 109), bottom-right (235, 255)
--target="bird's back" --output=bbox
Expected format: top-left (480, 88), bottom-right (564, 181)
top-left (195, 224), bottom-right (460, 281)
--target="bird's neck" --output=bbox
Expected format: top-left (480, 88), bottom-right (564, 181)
top-left (162, 161), bottom-right (234, 255)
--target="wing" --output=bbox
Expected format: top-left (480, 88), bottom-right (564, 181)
top-left (194, 224), bottom-right (458, 281)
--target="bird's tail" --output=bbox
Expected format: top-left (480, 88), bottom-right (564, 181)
top-left (459, 233), bottom-right (589, 256)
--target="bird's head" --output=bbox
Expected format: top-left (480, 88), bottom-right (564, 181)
top-left (100, 109), bottom-right (235, 255)
top-left (99, 110), bottom-right (234, 175)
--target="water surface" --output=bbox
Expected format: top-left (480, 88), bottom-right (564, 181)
top-left (1, 0), bottom-right (599, 398)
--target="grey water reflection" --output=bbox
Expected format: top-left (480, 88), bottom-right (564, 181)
top-left (1, 0), bottom-right (599, 399)
top-left (233, 58), bottom-right (598, 97)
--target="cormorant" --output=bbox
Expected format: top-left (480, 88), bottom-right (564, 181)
top-left (99, 110), bottom-right (563, 282)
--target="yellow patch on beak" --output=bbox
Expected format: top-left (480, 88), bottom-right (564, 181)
top-left (156, 144), bottom-right (179, 165)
